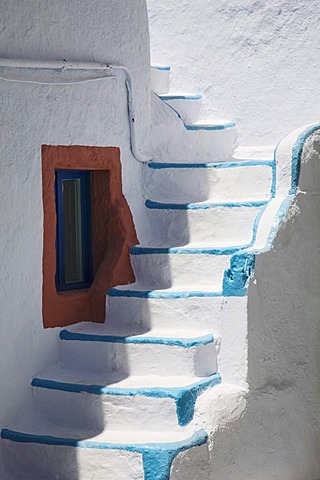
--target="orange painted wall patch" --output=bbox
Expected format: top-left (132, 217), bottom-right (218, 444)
top-left (42, 145), bottom-right (138, 328)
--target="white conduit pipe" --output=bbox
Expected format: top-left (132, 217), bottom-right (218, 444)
top-left (0, 58), bottom-right (152, 163)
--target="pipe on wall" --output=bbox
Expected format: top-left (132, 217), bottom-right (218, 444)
top-left (0, 58), bottom-right (152, 163)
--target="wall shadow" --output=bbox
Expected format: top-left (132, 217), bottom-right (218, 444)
top-left (205, 184), bottom-right (320, 478)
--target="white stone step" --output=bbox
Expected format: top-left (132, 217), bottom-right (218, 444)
top-left (60, 323), bottom-right (218, 378)
top-left (1, 412), bottom-right (207, 480)
top-left (158, 93), bottom-right (202, 123)
top-left (145, 158), bottom-right (274, 204)
top-left (106, 290), bottom-right (248, 385)
top-left (130, 244), bottom-right (232, 289)
top-left (150, 64), bottom-right (171, 94)
top-left (232, 145), bottom-right (275, 160)
top-left (106, 287), bottom-right (238, 330)
top-left (151, 94), bottom-right (237, 163)
top-left (32, 366), bottom-right (221, 431)
top-left (182, 118), bottom-right (238, 163)
top-left (143, 199), bottom-right (265, 246)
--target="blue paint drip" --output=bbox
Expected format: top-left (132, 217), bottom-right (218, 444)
top-left (31, 373), bottom-right (221, 427)
top-left (223, 254), bottom-right (255, 297)
top-left (143, 450), bottom-right (173, 480)
top-left (145, 199), bottom-right (268, 210)
top-left (59, 329), bottom-right (213, 348)
top-left (142, 430), bottom-right (208, 480)
top-left (148, 160), bottom-right (274, 169)
top-left (108, 288), bottom-right (223, 299)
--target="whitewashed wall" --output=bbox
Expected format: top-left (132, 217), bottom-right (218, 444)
top-left (147, 0), bottom-right (320, 144)
top-left (0, 0), bottom-right (150, 430)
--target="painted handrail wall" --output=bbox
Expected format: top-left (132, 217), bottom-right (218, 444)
top-left (223, 124), bottom-right (320, 296)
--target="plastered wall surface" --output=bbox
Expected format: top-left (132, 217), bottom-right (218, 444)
top-left (169, 133), bottom-right (320, 479)
top-left (147, 0), bottom-right (320, 144)
top-left (0, 0), bottom-right (150, 435)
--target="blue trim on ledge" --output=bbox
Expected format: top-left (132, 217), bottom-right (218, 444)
top-left (145, 199), bottom-right (268, 210)
top-left (158, 94), bottom-right (202, 101)
top-left (1, 428), bottom-right (208, 480)
top-left (271, 153), bottom-right (277, 198)
top-left (59, 329), bottom-right (213, 348)
top-left (31, 373), bottom-right (221, 427)
top-left (108, 288), bottom-right (224, 299)
top-left (265, 195), bottom-right (295, 247)
top-left (290, 124), bottom-right (320, 195)
top-left (148, 159), bottom-right (274, 169)
top-left (151, 65), bottom-right (171, 71)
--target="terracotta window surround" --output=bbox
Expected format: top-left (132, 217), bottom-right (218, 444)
top-left (42, 145), bottom-right (138, 329)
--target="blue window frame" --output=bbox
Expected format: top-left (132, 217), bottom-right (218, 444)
top-left (55, 170), bottom-right (92, 291)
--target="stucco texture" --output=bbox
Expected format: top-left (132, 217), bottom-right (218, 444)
top-left (147, 0), bottom-right (320, 144)
top-left (0, 0), bottom-right (150, 432)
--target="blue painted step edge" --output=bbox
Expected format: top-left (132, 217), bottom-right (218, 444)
top-left (1, 428), bottom-right (208, 480)
top-left (131, 245), bottom-right (244, 256)
top-left (108, 288), bottom-right (224, 299)
top-left (59, 330), bottom-right (214, 348)
top-left (158, 94), bottom-right (202, 101)
top-left (145, 199), bottom-right (269, 210)
top-left (148, 159), bottom-right (275, 169)
top-left (31, 373), bottom-right (221, 427)
top-left (184, 121), bottom-right (236, 131)
top-left (109, 254), bottom-right (255, 299)
top-left (151, 65), bottom-right (171, 71)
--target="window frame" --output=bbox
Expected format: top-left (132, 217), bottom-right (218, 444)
top-left (55, 169), bottom-right (93, 291)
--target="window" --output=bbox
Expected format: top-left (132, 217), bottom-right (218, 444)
top-left (55, 170), bottom-right (92, 291)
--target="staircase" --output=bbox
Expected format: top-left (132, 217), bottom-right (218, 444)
top-left (1, 65), bottom-right (279, 479)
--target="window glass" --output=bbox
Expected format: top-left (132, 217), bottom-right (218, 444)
top-left (55, 170), bottom-right (92, 291)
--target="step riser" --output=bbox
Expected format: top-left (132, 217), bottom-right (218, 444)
top-left (32, 388), bottom-right (179, 432)
top-left (161, 98), bottom-right (202, 124)
top-left (61, 341), bottom-right (217, 377)
top-left (106, 295), bottom-right (243, 331)
top-left (150, 67), bottom-right (170, 94)
top-left (1, 439), bottom-right (144, 480)
top-left (130, 253), bottom-right (231, 289)
top-left (152, 125), bottom-right (238, 164)
top-left (144, 207), bottom-right (261, 246)
top-left (145, 165), bottom-right (273, 203)
top-left (106, 295), bottom-right (248, 384)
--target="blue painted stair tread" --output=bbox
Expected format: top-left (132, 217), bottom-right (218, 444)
top-left (148, 159), bottom-right (274, 169)
top-left (145, 199), bottom-right (269, 210)
top-left (158, 93), bottom-right (202, 101)
top-left (1, 426), bottom-right (208, 480)
top-left (108, 284), bottom-right (224, 298)
top-left (32, 371), bottom-right (221, 426)
top-left (60, 328), bottom-right (214, 348)
top-left (183, 118), bottom-right (236, 130)
top-left (151, 65), bottom-right (171, 71)
top-left (131, 244), bottom-right (244, 255)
